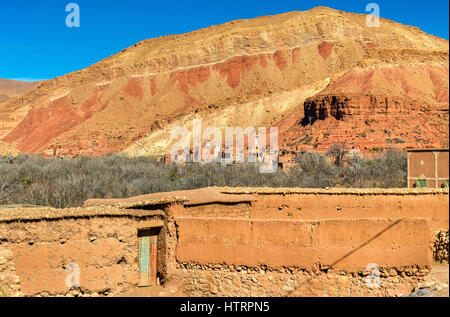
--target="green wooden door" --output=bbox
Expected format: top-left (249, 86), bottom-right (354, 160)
top-left (138, 236), bottom-right (151, 287)
top-left (138, 228), bottom-right (160, 287)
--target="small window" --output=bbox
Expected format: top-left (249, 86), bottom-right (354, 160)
top-left (416, 180), bottom-right (427, 188)
top-left (443, 180), bottom-right (449, 188)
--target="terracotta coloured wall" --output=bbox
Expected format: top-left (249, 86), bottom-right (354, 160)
top-left (438, 151), bottom-right (449, 188)
top-left (0, 190), bottom-right (447, 297)
top-left (175, 217), bottom-right (433, 272)
top-left (174, 191), bottom-right (449, 231)
top-left (174, 194), bottom-right (441, 297)
top-left (409, 152), bottom-right (436, 179)
top-left (250, 193), bottom-right (449, 231)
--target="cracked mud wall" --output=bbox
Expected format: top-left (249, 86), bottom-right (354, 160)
top-left (0, 214), bottom-right (166, 297)
top-left (171, 190), bottom-right (447, 296)
top-left (173, 216), bottom-right (435, 297)
top-left (175, 217), bottom-right (433, 271)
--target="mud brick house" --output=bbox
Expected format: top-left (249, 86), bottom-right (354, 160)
top-left (278, 149), bottom-right (300, 171)
top-left (407, 148), bottom-right (449, 189)
top-left (1, 187), bottom-right (448, 297)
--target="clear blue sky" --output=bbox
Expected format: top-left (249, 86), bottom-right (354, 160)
top-left (1, 0), bottom-right (448, 81)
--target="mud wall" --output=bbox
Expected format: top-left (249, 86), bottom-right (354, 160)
top-left (175, 217), bottom-right (433, 271)
top-left (251, 193), bottom-right (449, 231)
top-left (174, 189), bottom-right (449, 231)
top-left (0, 188), bottom-right (447, 297)
top-left (0, 214), bottom-right (166, 297)
top-left (172, 189), bottom-right (447, 296)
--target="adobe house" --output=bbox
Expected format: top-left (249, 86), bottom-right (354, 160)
top-left (407, 148), bottom-right (449, 188)
top-left (1, 187), bottom-right (448, 297)
top-left (0, 197), bottom-right (188, 296)
top-left (278, 149), bottom-right (300, 171)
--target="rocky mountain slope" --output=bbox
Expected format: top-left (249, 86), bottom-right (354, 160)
top-left (0, 7), bottom-right (448, 157)
top-left (0, 79), bottom-right (41, 156)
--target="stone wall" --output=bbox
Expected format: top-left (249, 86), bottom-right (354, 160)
top-left (434, 230), bottom-right (449, 263)
top-left (178, 263), bottom-right (431, 297)
top-left (0, 248), bottom-right (22, 297)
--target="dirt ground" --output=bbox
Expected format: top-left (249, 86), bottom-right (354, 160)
top-left (425, 263), bottom-right (449, 297)
top-left (120, 281), bottom-right (184, 297)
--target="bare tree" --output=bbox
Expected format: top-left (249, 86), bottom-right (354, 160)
top-left (326, 143), bottom-right (349, 166)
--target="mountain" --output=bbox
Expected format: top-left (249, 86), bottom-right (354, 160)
top-left (0, 7), bottom-right (448, 157)
top-left (0, 79), bottom-right (39, 103)
top-left (0, 79), bottom-right (41, 155)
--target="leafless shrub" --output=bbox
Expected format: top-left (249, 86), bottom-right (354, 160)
top-left (0, 150), bottom-right (407, 208)
top-left (326, 143), bottom-right (349, 166)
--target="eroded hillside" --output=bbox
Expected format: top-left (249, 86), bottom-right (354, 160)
top-left (0, 7), bottom-right (448, 157)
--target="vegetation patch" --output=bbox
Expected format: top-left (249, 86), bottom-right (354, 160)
top-left (0, 149), bottom-right (407, 209)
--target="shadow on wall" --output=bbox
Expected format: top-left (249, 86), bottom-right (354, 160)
top-left (329, 218), bottom-right (405, 267)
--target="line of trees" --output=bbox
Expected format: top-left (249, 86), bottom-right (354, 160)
top-left (0, 148), bottom-right (407, 208)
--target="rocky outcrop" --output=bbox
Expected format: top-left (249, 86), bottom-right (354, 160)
top-left (303, 94), bottom-right (432, 124)
top-left (280, 61), bottom-right (449, 153)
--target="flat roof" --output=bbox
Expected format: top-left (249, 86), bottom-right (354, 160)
top-left (83, 188), bottom-right (256, 208)
top-left (218, 187), bottom-right (449, 195)
top-left (0, 205), bottom-right (165, 223)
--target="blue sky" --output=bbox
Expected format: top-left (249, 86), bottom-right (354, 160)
top-left (1, 0), bottom-right (448, 81)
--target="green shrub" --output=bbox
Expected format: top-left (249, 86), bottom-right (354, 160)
top-left (22, 177), bottom-right (32, 187)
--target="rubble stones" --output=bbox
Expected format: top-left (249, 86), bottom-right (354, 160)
top-left (0, 248), bottom-right (23, 297)
top-left (178, 262), bottom-right (438, 297)
top-left (434, 230), bottom-right (449, 263)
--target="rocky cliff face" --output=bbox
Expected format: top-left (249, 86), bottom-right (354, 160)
top-left (303, 94), bottom-right (433, 123)
top-left (0, 7), bottom-right (448, 156)
top-left (280, 62), bottom-right (449, 153)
